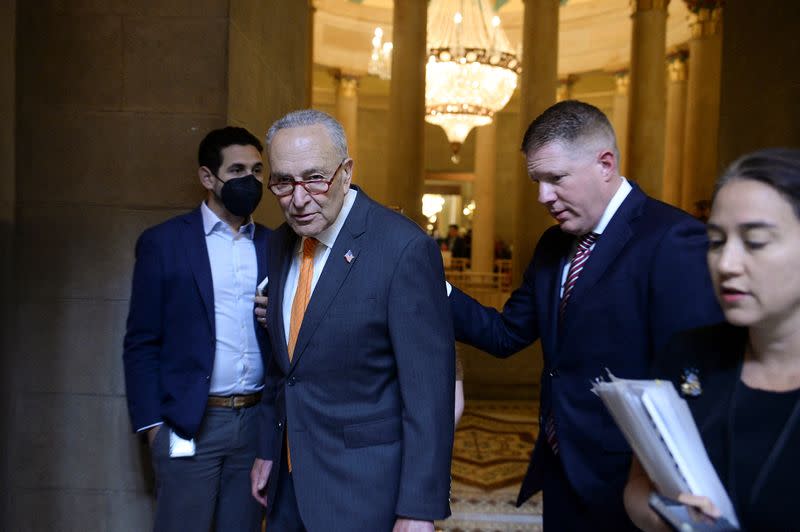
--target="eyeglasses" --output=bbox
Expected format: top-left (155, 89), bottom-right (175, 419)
top-left (268, 159), bottom-right (346, 197)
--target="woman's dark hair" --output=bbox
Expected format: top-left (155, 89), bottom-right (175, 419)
top-left (714, 148), bottom-right (800, 220)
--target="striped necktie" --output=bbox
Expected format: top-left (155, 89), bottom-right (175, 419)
top-left (559, 232), bottom-right (599, 321)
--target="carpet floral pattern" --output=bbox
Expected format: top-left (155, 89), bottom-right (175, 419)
top-left (437, 400), bottom-right (543, 532)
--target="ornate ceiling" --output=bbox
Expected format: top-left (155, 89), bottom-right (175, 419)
top-left (313, 0), bottom-right (692, 77)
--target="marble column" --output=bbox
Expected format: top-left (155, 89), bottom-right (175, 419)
top-left (0, 1), bottom-right (15, 526)
top-left (471, 121), bottom-right (497, 273)
top-left (627, 0), bottom-right (669, 199)
top-left (6, 1), bottom-right (312, 529)
top-left (334, 70), bottom-right (360, 168)
top-left (386, 0), bottom-right (427, 220)
top-left (662, 51), bottom-right (688, 206)
top-left (681, 3), bottom-right (723, 211)
top-left (611, 70), bottom-right (630, 176)
top-left (513, 0), bottom-right (560, 286)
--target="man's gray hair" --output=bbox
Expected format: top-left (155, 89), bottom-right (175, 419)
top-left (265, 109), bottom-right (349, 159)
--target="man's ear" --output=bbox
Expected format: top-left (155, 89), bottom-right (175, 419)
top-left (597, 150), bottom-right (617, 181)
top-left (198, 166), bottom-right (215, 191)
top-left (341, 158), bottom-right (355, 189)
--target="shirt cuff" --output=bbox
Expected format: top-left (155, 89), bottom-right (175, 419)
top-left (445, 281), bottom-right (452, 296)
top-left (136, 421), bottom-right (164, 433)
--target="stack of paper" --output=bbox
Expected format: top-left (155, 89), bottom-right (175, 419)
top-left (591, 372), bottom-right (739, 529)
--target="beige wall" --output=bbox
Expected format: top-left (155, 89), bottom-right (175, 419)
top-left (9, 2), bottom-right (229, 528)
top-left (718, 1), bottom-right (800, 170)
top-left (6, 1), bottom-right (313, 528)
top-left (229, 0), bottom-right (312, 230)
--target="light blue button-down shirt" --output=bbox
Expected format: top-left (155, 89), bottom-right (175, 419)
top-left (201, 201), bottom-right (264, 395)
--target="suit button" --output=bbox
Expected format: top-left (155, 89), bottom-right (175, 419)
top-left (288, 376), bottom-right (296, 386)
top-left (549, 369), bottom-right (559, 377)
top-left (277, 421), bottom-right (283, 428)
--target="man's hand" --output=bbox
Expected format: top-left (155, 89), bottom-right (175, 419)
top-left (146, 425), bottom-right (161, 446)
top-left (254, 295), bottom-right (268, 329)
top-left (392, 518), bottom-right (435, 532)
top-left (250, 458), bottom-right (273, 507)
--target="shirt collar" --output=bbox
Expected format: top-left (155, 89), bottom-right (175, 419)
top-left (592, 176), bottom-right (632, 235)
top-left (200, 201), bottom-right (255, 239)
top-left (308, 187), bottom-right (358, 250)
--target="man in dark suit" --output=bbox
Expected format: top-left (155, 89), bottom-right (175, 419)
top-left (443, 224), bottom-right (469, 258)
top-left (250, 109), bottom-right (455, 532)
top-left (448, 100), bottom-right (723, 530)
top-left (123, 126), bottom-right (270, 531)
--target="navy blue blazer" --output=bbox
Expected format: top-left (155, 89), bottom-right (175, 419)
top-left (450, 183), bottom-right (723, 508)
top-left (123, 207), bottom-right (270, 439)
top-left (257, 188), bottom-right (455, 531)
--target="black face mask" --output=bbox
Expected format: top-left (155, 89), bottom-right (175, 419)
top-left (214, 174), bottom-right (263, 217)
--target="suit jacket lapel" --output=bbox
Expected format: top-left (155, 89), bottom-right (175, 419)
top-left (542, 232), bottom-right (571, 354)
top-left (560, 185), bottom-right (645, 329)
top-left (268, 225), bottom-right (297, 373)
top-left (289, 192), bottom-right (369, 369)
top-left (183, 208), bottom-right (215, 335)
top-left (254, 224), bottom-right (268, 286)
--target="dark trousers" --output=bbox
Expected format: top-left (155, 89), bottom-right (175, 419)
top-left (267, 445), bottom-right (307, 532)
top-left (540, 442), bottom-right (637, 532)
top-left (150, 406), bottom-right (263, 532)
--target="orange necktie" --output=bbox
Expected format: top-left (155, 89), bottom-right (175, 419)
top-left (285, 237), bottom-right (317, 473)
top-left (288, 237), bottom-right (318, 361)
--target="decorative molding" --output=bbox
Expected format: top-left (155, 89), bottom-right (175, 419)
top-left (683, 0), bottom-right (723, 13)
top-left (630, 0), bottom-right (670, 13)
top-left (614, 70), bottom-right (630, 96)
top-left (689, 6), bottom-right (723, 38)
top-left (666, 51), bottom-right (689, 82)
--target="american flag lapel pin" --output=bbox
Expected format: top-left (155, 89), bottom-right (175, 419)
top-left (344, 249), bottom-right (355, 263)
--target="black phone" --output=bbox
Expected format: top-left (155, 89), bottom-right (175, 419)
top-left (648, 493), bottom-right (739, 531)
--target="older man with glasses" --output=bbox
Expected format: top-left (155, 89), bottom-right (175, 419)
top-left (250, 109), bottom-right (455, 532)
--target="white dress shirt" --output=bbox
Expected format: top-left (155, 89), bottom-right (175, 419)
top-left (559, 176), bottom-right (633, 297)
top-left (282, 188), bottom-right (358, 345)
top-left (201, 201), bottom-right (264, 395)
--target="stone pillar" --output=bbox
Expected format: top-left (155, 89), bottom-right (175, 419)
top-left (513, 0), bottom-right (560, 286)
top-left (627, 0), bottom-right (669, 199)
top-left (7, 1), bottom-right (312, 529)
top-left (681, 2), bottom-right (723, 210)
top-left (334, 70), bottom-right (360, 167)
top-left (471, 121), bottom-right (497, 273)
top-left (228, 0), bottom-right (313, 228)
top-left (0, 1), bottom-right (15, 526)
top-left (718, 0), bottom-right (800, 168)
top-left (662, 51), bottom-right (688, 206)
top-left (611, 70), bottom-right (630, 176)
top-left (386, 0), bottom-right (427, 219)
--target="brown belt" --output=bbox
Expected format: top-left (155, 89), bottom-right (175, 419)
top-left (207, 392), bottom-right (262, 409)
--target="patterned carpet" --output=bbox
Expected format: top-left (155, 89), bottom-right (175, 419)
top-left (437, 400), bottom-right (543, 532)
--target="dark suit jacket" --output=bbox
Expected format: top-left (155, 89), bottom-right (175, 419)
top-left (450, 183), bottom-right (723, 508)
top-left (123, 207), bottom-right (271, 439)
top-left (654, 323), bottom-right (800, 531)
top-left (258, 187), bottom-right (455, 531)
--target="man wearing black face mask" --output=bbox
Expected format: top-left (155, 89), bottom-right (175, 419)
top-left (123, 126), bottom-right (271, 531)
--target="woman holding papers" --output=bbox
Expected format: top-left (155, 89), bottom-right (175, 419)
top-left (624, 148), bottom-right (800, 531)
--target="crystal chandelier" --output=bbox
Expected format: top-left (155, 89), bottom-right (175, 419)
top-left (426, 0), bottom-right (520, 162)
top-left (368, 27), bottom-right (393, 81)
